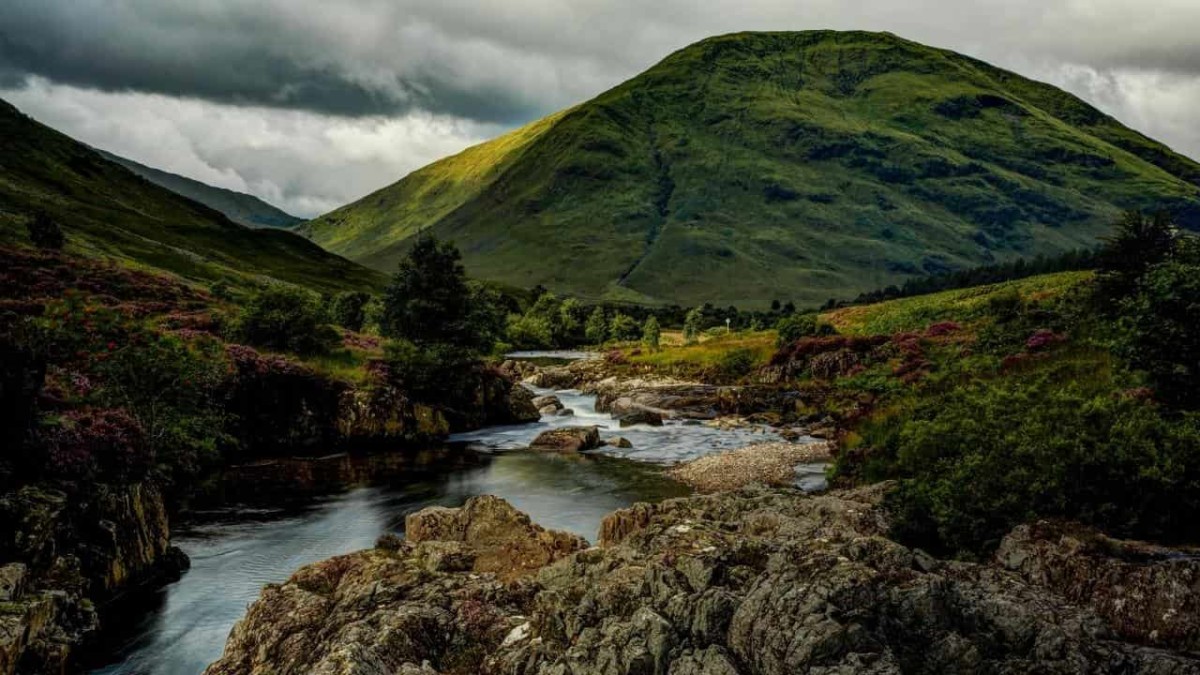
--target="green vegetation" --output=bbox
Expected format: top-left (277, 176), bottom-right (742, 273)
top-left (303, 31), bottom-right (1200, 308)
top-left (641, 316), bottom-right (661, 350)
top-left (0, 99), bottom-right (383, 295)
top-left (775, 313), bottom-right (836, 346)
top-left (235, 286), bottom-right (341, 356)
top-left (97, 149), bottom-right (304, 229)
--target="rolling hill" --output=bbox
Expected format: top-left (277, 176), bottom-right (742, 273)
top-left (0, 99), bottom-right (383, 294)
top-left (96, 150), bottom-right (304, 229)
top-left (302, 30), bottom-right (1200, 308)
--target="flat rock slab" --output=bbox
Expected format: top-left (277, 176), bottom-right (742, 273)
top-left (667, 440), bottom-right (834, 493)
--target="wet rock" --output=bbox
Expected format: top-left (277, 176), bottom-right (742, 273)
top-left (531, 395), bottom-right (563, 412)
top-left (529, 426), bottom-right (601, 453)
top-left (209, 486), bottom-right (1200, 674)
top-left (605, 436), bottom-right (633, 449)
top-left (556, 408), bottom-right (575, 417)
top-left (538, 405), bottom-right (558, 416)
top-left (526, 366), bottom-right (579, 389)
top-left (499, 383), bottom-right (541, 425)
top-left (618, 409), bottom-right (664, 427)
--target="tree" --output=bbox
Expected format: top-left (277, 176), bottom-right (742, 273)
top-left (236, 286), bottom-right (339, 355)
top-left (27, 211), bottom-right (64, 250)
top-left (585, 308), bottom-right (608, 345)
top-left (609, 312), bottom-right (639, 342)
top-left (642, 316), bottom-right (661, 351)
top-left (1118, 257), bottom-right (1200, 409)
top-left (331, 292), bottom-right (371, 332)
top-left (381, 236), bottom-right (491, 352)
top-left (682, 307), bottom-right (703, 345)
top-left (559, 298), bottom-right (585, 343)
top-left (1097, 211), bottom-right (1176, 302)
top-left (775, 313), bottom-right (836, 347)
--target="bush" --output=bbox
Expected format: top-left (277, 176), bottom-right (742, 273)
top-left (849, 378), bottom-right (1200, 557)
top-left (331, 292), bottom-right (371, 332)
top-left (775, 313), bottom-right (836, 347)
top-left (42, 408), bottom-right (150, 482)
top-left (716, 348), bottom-right (757, 379)
top-left (382, 339), bottom-right (479, 405)
top-left (506, 312), bottom-right (555, 349)
top-left (236, 286), bottom-right (340, 355)
top-left (27, 211), bottom-right (65, 250)
top-left (381, 236), bottom-right (493, 353)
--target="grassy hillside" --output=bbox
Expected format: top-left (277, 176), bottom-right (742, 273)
top-left (97, 150), bottom-right (304, 229)
top-left (304, 30), bottom-right (1200, 308)
top-left (0, 99), bottom-right (383, 294)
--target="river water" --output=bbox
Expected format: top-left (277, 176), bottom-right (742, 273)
top-left (86, 354), bottom-right (820, 674)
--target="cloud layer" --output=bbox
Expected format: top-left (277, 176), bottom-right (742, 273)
top-left (3, 0), bottom-right (1198, 217)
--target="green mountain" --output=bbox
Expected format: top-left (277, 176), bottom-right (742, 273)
top-left (96, 150), bottom-right (304, 229)
top-left (302, 30), bottom-right (1200, 308)
top-left (0, 99), bottom-right (383, 294)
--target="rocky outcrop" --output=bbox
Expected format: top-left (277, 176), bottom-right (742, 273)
top-left (206, 497), bottom-right (585, 674)
top-left (528, 426), bottom-right (602, 453)
top-left (617, 409), bottom-right (664, 427)
top-left (0, 483), bottom-right (186, 674)
top-left (205, 488), bottom-right (1200, 674)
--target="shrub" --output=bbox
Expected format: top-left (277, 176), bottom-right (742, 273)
top-left (331, 292), bottom-right (371, 332)
top-left (775, 313), bottom-right (836, 347)
top-left (716, 348), bottom-right (756, 379)
top-left (27, 211), bottom-right (65, 250)
top-left (848, 378), bottom-right (1200, 557)
top-left (381, 236), bottom-right (493, 353)
top-left (382, 339), bottom-right (479, 405)
top-left (42, 408), bottom-right (150, 482)
top-left (505, 312), bottom-right (555, 349)
top-left (236, 285), bottom-right (339, 355)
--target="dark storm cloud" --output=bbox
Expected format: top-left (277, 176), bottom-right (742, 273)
top-left (2, 0), bottom-right (1198, 218)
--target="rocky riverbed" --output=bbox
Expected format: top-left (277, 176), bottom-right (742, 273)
top-left (204, 486), bottom-right (1200, 674)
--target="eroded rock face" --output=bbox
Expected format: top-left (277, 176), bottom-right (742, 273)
top-left (206, 488), bottom-right (1200, 675)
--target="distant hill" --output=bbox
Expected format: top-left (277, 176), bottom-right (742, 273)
top-left (302, 30), bottom-right (1200, 308)
top-left (0, 99), bottom-right (382, 294)
top-left (96, 150), bottom-right (304, 229)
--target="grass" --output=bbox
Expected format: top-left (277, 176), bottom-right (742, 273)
top-left (821, 270), bottom-right (1093, 335)
top-left (304, 31), bottom-right (1200, 309)
top-left (626, 330), bottom-right (777, 374)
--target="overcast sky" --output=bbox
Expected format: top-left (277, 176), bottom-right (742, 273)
top-left (3, 0), bottom-right (1199, 217)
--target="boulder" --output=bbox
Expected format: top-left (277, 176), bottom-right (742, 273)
top-left (555, 408), bottom-right (575, 417)
top-left (530, 395), bottom-right (563, 412)
top-left (605, 436), bottom-right (633, 449)
top-left (617, 410), bottom-right (664, 427)
top-left (206, 486), bottom-right (1200, 675)
top-left (528, 426), bottom-right (601, 453)
top-left (666, 441), bottom-right (834, 493)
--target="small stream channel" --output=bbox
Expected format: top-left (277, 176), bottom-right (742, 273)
top-left (87, 352), bottom-right (825, 674)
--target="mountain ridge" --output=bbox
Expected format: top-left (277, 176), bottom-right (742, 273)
top-left (95, 150), bottom-right (304, 229)
top-left (0, 98), bottom-right (383, 294)
top-left (303, 30), bottom-right (1200, 307)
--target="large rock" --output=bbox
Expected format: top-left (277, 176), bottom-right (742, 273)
top-left (617, 409), bottom-right (664, 427)
top-left (666, 441), bottom-right (834, 493)
top-left (207, 487), bottom-right (1200, 674)
top-left (528, 426), bottom-right (601, 453)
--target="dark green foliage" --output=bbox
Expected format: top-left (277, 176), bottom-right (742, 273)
top-left (608, 312), bottom-right (640, 342)
top-left (26, 211), bottom-right (64, 250)
top-left (872, 379), bottom-right (1200, 557)
top-left (381, 236), bottom-right (493, 353)
top-left (1118, 258), bottom-right (1200, 409)
top-left (382, 339), bottom-right (479, 406)
top-left (775, 313), bottom-right (836, 347)
top-left (505, 292), bottom-right (586, 349)
top-left (236, 286), bottom-right (340, 356)
top-left (585, 307), bottom-right (608, 345)
top-left (331, 291), bottom-right (371, 332)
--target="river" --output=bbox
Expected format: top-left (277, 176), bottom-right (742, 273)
top-left (86, 354), bottom-right (821, 674)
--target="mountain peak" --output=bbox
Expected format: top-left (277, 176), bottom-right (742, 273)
top-left (304, 31), bottom-right (1200, 307)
